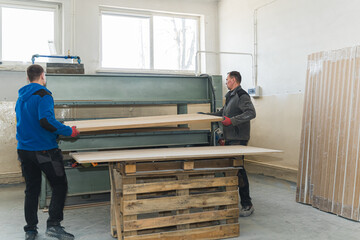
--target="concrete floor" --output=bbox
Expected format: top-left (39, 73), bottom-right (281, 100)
top-left (1, 174), bottom-right (360, 240)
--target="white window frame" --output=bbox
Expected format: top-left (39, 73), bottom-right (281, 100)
top-left (0, 0), bottom-right (62, 66)
top-left (99, 6), bottom-right (201, 74)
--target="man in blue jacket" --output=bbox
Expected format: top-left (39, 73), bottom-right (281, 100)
top-left (16, 64), bottom-right (79, 240)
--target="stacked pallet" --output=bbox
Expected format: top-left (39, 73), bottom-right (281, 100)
top-left (109, 161), bottom-right (240, 240)
top-left (297, 46), bottom-right (360, 220)
top-left (71, 146), bottom-right (281, 240)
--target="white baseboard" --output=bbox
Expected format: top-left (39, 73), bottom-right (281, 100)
top-left (0, 172), bottom-right (24, 184)
top-left (245, 159), bottom-right (298, 183)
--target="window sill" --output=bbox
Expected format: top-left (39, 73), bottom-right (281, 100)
top-left (0, 62), bottom-right (46, 72)
top-left (96, 68), bottom-right (196, 76)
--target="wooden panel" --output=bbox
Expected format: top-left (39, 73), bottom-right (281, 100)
top-left (233, 158), bottom-right (243, 167)
top-left (124, 223), bottom-right (239, 240)
top-left (296, 53), bottom-right (313, 203)
top-left (65, 113), bottom-right (222, 132)
top-left (125, 168), bottom-right (240, 177)
top-left (109, 165), bottom-right (123, 240)
top-left (225, 171), bottom-right (239, 224)
top-left (133, 158), bottom-right (233, 173)
top-left (109, 165), bottom-right (117, 238)
top-left (123, 176), bottom-right (237, 195)
top-left (125, 164), bottom-right (137, 174)
top-left (135, 161), bottom-right (182, 172)
top-left (81, 127), bottom-right (190, 135)
top-left (70, 145), bottom-right (282, 164)
top-left (183, 161), bottom-right (194, 170)
top-left (297, 46), bottom-right (360, 221)
top-left (123, 208), bottom-right (239, 232)
top-left (342, 53), bottom-right (360, 219)
top-left (122, 191), bottom-right (238, 215)
top-left (176, 175), bottom-right (190, 230)
top-left (123, 177), bottom-right (138, 237)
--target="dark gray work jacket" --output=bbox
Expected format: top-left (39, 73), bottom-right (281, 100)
top-left (212, 86), bottom-right (256, 141)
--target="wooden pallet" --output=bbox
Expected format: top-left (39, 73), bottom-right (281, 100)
top-left (70, 145), bottom-right (280, 238)
top-left (109, 158), bottom-right (241, 240)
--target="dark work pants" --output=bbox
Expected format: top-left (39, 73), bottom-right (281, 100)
top-left (17, 148), bottom-right (68, 232)
top-left (225, 140), bottom-right (252, 207)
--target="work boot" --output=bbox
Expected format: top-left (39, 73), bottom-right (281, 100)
top-left (25, 230), bottom-right (37, 240)
top-left (46, 226), bottom-right (74, 240)
top-left (239, 205), bottom-right (254, 217)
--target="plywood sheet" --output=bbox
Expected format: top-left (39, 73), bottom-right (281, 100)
top-left (70, 145), bottom-right (282, 164)
top-left (297, 45), bottom-right (360, 221)
top-left (64, 113), bottom-right (222, 132)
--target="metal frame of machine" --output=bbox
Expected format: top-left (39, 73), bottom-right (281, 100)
top-left (39, 73), bottom-right (222, 208)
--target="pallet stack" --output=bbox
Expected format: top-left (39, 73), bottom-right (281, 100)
top-left (109, 158), bottom-right (241, 240)
top-left (297, 46), bottom-right (360, 220)
top-left (68, 114), bottom-right (281, 239)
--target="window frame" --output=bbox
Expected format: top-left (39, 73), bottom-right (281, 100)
top-left (0, 0), bottom-right (62, 64)
top-left (99, 6), bottom-right (201, 74)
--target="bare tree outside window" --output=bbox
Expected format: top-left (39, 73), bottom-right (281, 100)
top-left (2, 7), bottom-right (55, 62)
top-left (154, 16), bottom-right (198, 71)
top-left (101, 10), bottom-right (199, 71)
top-left (102, 14), bottom-right (150, 69)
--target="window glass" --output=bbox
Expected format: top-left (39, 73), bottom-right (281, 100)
top-left (2, 7), bottom-right (54, 62)
top-left (101, 14), bottom-right (150, 69)
top-left (153, 16), bottom-right (198, 71)
top-left (101, 10), bottom-right (199, 72)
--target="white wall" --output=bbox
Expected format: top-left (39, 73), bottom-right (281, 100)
top-left (219, 0), bottom-right (360, 95)
top-left (218, 0), bottom-right (360, 174)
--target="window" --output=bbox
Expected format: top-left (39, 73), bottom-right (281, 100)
top-left (101, 9), bottom-right (199, 72)
top-left (102, 14), bottom-right (150, 69)
top-left (0, 1), bottom-right (61, 62)
top-left (153, 16), bottom-right (198, 71)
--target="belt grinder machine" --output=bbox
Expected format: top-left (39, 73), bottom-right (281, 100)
top-left (39, 73), bottom-right (223, 208)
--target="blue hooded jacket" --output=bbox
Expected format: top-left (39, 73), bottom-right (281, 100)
top-left (16, 83), bottom-right (72, 151)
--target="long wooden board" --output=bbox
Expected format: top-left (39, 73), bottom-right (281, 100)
top-left (65, 114), bottom-right (222, 132)
top-left (70, 145), bottom-right (282, 164)
top-left (124, 223), bottom-right (239, 240)
top-left (123, 176), bottom-right (237, 195)
top-left (123, 208), bottom-right (239, 232)
top-left (122, 191), bottom-right (238, 215)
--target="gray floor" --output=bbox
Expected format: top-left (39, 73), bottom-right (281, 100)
top-left (1, 174), bottom-right (360, 240)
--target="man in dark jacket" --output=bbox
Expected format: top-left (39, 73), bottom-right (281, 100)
top-left (212, 71), bottom-right (256, 217)
top-left (16, 64), bottom-right (79, 240)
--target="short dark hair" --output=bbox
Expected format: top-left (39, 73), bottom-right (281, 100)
top-left (27, 64), bottom-right (44, 82)
top-left (227, 71), bottom-right (242, 84)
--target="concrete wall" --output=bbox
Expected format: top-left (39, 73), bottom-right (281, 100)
top-left (0, 0), bottom-right (219, 182)
top-left (218, 0), bottom-right (360, 181)
top-left (0, 72), bottom-right (28, 183)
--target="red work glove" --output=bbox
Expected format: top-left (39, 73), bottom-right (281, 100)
top-left (221, 116), bottom-right (232, 126)
top-left (71, 126), bottom-right (80, 137)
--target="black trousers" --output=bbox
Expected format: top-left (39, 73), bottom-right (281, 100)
top-left (225, 140), bottom-right (252, 207)
top-left (17, 148), bottom-right (68, 232)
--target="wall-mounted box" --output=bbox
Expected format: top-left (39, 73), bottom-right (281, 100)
top-left (248, 86), bottom-right (261, 98)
